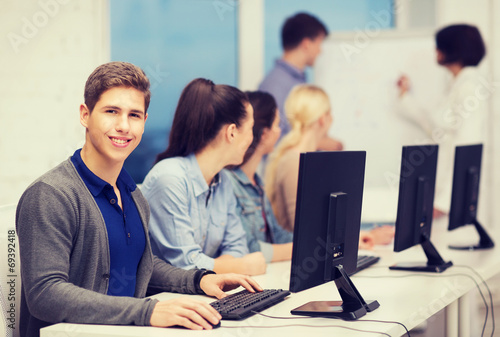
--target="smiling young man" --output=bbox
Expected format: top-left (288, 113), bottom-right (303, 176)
top-left (16, 62), bottom-right (261, 337)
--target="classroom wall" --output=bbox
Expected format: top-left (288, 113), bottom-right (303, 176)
top-left (1, 0), bottom-right (499, 219)
top-left (0, 0), bottom-right (109, 205)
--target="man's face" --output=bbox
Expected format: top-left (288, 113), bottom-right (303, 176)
top-left (305, 33), bottom-right (325, 66)
top-left (80, 86), bottom-right (148, 166)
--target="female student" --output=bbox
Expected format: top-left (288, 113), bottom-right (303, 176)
top-left (265, 84), bottom-right (394, 249)
top-left (397, 24), bottom-right (487, 218)
top-left (225, 91), bottom-right (293, 263)
top-left (141, 78), bottom-right (267, 275)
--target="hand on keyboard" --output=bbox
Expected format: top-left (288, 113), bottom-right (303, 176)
top-left (199, 273), bottom-right (263, 299)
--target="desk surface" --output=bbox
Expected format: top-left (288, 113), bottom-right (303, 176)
top-left (41, 220), bottom-right (500, 337)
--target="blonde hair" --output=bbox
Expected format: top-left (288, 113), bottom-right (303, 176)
top-left (264, 84), bottom-right (331, 218)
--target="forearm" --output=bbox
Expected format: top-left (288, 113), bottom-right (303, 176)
top-left (213, 256), bottom-right (255, 275)
top-left (271, 242), bottom-right (293, 262)
top-left (23, 276), bottom-right (157, 326)
top-left (148, 255), bottom-right (201, 295)
top-left (213, 256), bottom-right (244, 274)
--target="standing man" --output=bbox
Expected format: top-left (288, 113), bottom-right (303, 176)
top-left (259, 12), bottom-right (342, 150)
top-left (16, 62), bottom-right (261, 337)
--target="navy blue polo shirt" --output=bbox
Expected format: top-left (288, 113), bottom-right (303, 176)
top-left (71, 149), bottom-right (146, 297)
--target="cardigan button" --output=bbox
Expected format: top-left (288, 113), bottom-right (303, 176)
top-left (103, 273), bottom-right (110, 280)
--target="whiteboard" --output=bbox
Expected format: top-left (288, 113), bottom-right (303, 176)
top-left (314, 31), bottom-right (449, 193)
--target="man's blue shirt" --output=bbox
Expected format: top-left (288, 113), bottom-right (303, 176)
top-left (71, 149), bottom-right (145, 297)
top-left (258, 59), bottom-right (306, 137)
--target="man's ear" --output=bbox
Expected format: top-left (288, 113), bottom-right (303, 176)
top-left (300, 37), bottom-right (313, 51)
top-left (80, 104), bottom-right (90, 128)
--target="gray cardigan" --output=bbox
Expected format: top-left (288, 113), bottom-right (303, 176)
top-left (16, 159), bottom-right (204, 337)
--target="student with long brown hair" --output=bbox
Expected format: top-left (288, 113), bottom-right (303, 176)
top-left (141, 78), bottom-right (267, 275)
top-left (226, 91), bottom-right (293, 263)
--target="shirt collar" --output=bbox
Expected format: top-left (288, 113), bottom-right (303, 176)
top-left (70, 149), bottom-right (137, 197)
top-left (275, 59), bottom-right (306, 82)
top-left (229, 167), bottom-right (263, 189)
top-left (187, 153), bottom-right (221, 197)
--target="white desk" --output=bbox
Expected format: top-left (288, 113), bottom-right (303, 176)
top-left (40, 220), bottom-right (500, 337)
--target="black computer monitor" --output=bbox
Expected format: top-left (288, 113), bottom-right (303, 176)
top-left (390, 145), bottom-right (452, 273)
top-left (289, 151), bottom-right (379, 320)
top-left (448, 144), bottom-right (494, 250)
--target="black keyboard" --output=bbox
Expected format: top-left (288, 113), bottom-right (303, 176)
top-left (350, 255), bottom-right (380, 275)
top-left (210, 289), bottom-right (290, 320)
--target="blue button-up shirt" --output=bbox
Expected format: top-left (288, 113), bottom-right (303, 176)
top-left (141, 154), bottom-right (249, 270)
top-left (225, 168), bottom-right (293, 262)
top-left (259, 59), bottom-right (306, 137)
top-left (71, 149), bottom-right (145, 297)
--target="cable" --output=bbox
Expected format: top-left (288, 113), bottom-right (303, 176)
top-left (453, 265), bottom-right (495, 337)
top-left (356, 272), bottom-right (489, 337)
top-left (248, 311), bottom-right (410, 336)
top-left (220, 322), bottom-right (392, 336)
top-left (358, 319), bottom-right (410, 336)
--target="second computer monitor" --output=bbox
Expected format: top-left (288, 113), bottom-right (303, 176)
top-left (390, 145), bottom-right (452, 273)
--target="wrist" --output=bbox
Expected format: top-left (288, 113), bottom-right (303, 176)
top-left (194, 268), bottom-right (216, 294)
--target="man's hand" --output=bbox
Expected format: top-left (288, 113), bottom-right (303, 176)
top-left (150, 297), bottom-right (221, 330)
top-left (200, 273), bottom-right (263, 299)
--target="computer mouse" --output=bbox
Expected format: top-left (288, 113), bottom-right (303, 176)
top-left (210, 320), bottom-right (221, 329)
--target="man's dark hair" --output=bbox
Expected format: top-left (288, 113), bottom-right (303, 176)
top-left (84, 62), bottom-right (151, 113)
top-left (435, 24), bottom-right (486, 66)
top-left (281, 12), bottom-right (328, 51)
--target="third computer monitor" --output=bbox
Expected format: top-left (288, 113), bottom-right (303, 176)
top-left (448, 144), bottom-right (494, 250)
top-left (390, 145), bottom-right (452, 273)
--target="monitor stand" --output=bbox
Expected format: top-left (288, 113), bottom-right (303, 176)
top-left (449, 219), bottom-right (494, 250)
top-left (290, 265), bottom-right (380, 320)
top-left (390, 232), bottom-right (452, 273)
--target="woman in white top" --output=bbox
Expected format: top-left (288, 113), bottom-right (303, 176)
top-left (397, 24), bottom-right (487, 217)
top-left (265, 84), bottom-right (394, 249)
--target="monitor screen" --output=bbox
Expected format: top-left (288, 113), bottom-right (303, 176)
top-left (390, 145), bottom-right (452, 272)
top-left (449, 144), bottom-right (482, 230)
top-left (289, 151), bottom-right (365, 293)
top-left (289, 151), bottom-right (379, 320)
top-left (448, 144), bottom-right (494, 250)
top-left (393, 145), bottom-right (438, 252)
